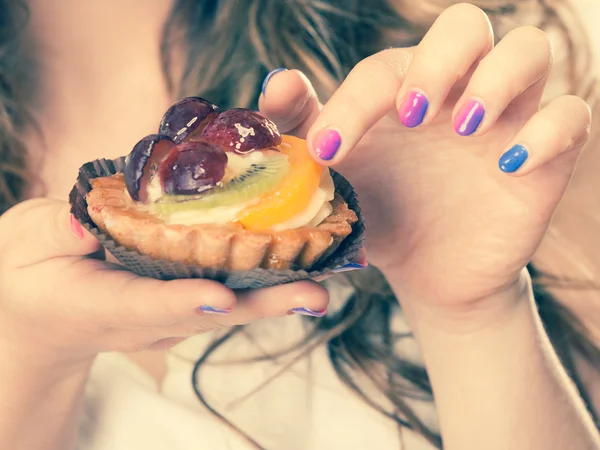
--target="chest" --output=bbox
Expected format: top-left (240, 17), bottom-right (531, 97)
top-left (82, 327), bottom-right (438, 450)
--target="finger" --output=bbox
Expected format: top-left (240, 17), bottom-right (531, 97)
top-left (311, 246), bottom-right (368, 282)
top-left (306, 47), bottom-right (411, 164)
top-left (259, 69), bottom-right (322, 138)
top-left (146, 280), bottom-right (331, 339)
top-left (231, 280), bottom-right (330, 319)
top-left (453, 26), bottom-right (553, 137)
top-left (44, 260), bottom-right (238, 329)
top-left (497, 95), bottom-right (591, 176)
top-left (397, 3), bottom-right (494, 129)
top-left (305, 6), bottom-right (494, 165)
top-left (1, 199), bottom-right (99, 266)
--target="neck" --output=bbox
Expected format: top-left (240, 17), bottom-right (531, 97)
top-left (24, 0), bottom-right (177, 199)
top-left (27, 0), bottom-right (174, 89)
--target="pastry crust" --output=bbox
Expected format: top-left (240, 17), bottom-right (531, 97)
top-left (86, 173), bottom-right (358, 270)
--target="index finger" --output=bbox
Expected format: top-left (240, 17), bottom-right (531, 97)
top-left (40, 259), bottom-right (238, 329)
top-left (306, 47), bottom-right (411, 164)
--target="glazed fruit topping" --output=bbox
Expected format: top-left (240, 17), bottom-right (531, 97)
top-left (237, 135), bottom-right (322, 230)
top-left (159, 97), bottom-right (219, 143)
top-left (153, 152), bottom-right (290, 215)
top-left (125, 99), bottom-right (290, 205)
top-left (158, 141), bottom-right (228, 196)
top-left (124, 134), bottom-right (175, 203)
top-left (201, 108), bottom-right (282, 154)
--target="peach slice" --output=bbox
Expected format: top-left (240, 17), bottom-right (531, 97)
top-left (237, 135), bottom-right (322, 230)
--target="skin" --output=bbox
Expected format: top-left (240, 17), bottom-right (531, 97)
top-left (0, 1), bottom-right (599, 449)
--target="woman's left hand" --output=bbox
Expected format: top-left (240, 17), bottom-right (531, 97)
top-left (260, 3), bottom-right (591, 311)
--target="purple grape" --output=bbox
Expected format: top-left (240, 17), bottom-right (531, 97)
top-left (201, 108), bottom-right (282, 154)
top-left (124, 134), bottom-right (175, 202)
top-left (158, 141), bottom-right (228, 196)
top-left (158, 97), bottom-right (220, 143)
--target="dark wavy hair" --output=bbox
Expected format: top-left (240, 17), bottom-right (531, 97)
top-left (1, 1), bottom-right (599, 448)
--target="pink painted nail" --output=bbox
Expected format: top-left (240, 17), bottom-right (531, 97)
top-left (454, 100), bottom-right (485, 136)
top-left (312, 129), bottom-right (341, 161)
top-left (398, 91), bottom-right (429, 128)
top-left (69, 214), bottom-right (84, 239)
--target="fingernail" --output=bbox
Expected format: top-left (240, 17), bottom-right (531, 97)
top-left (312, 129), bottom-right (341, 161)
top-left (198, 306), bottom-right (232, 315)
top-left (69, 214), bottom-right (84, 239)
top-left (454, 100), bottom-right (485, 136)
top-left (261, 68), bottom-right (287, 96)
top-left (398, 91), bottom-right (429, 128)
top-left (332, 261), bottom-right (368, 274)
top-left (499, 145), bottom-right (529, 173)
top-left (311, 274), bottom-right (334, 282)
top-left (289, 307), bottom-right (327, 318)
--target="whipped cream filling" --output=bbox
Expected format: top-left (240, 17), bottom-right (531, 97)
top-left (159, 152), bottom-right (335, 230)
top-left (270, 168), bottom-right (334, 231)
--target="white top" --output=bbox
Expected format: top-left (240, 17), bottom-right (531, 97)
top-left (78, 280), bottom-right (437, 450)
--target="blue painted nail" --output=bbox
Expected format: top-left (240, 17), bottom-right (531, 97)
top-left (289, 308), bottom-right (327, 318)
top-left (261, 68), bottom-right (287, 95)
top-left (332, 262), bottom-right (368, 274)
top-left (198, 306), bottom-right (232, 315)
top-left (499, 145), bottom-right (529, 173)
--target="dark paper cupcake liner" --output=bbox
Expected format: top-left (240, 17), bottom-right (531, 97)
top-left (69, 156), bottom-right (365, 289)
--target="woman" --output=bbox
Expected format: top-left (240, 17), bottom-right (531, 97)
top-left (1, 0), bottom-right (599, 449)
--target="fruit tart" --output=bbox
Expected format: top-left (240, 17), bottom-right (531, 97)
top-left (74, 97), bottom-right (362, 282)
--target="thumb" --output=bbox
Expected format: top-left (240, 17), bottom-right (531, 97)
top-left (258, 69), bottom-right (323, 139)
top-left (1, 198), bottom-right (100, 266)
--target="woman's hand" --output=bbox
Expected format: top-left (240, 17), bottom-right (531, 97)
top-left (261, 3), bottom-right (591, 310)
top-left (0, 199), bottom-right (329, 368)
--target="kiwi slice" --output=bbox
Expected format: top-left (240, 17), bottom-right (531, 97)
top-left (153, 153), bottom-right (289, 215)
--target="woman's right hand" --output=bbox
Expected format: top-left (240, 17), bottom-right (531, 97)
top-left (0, 198), bottom-right (329, 369)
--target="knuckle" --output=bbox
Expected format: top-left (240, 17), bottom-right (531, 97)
top-left (364, 48), bottom-right (413, 80)
top-left (415, 55), bottom-right (464, 83)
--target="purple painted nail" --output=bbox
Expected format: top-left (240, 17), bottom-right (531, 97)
top-left (454, 100), bottom-right (485, 136)
top-left (198, 306), bottom-right (232, 315)
top-left (398, 91), bottom-right (429, 128)
top-left (290, 308), bottom-right (327, 317)
top-left (312, 129), bottom-right (341, 161)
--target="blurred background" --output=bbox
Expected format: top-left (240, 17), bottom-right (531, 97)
top-left (576, 0), bottom-right (599, 63)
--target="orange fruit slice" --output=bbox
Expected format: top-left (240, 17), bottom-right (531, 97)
top-left (237, 135), bottom-right (322, 230)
